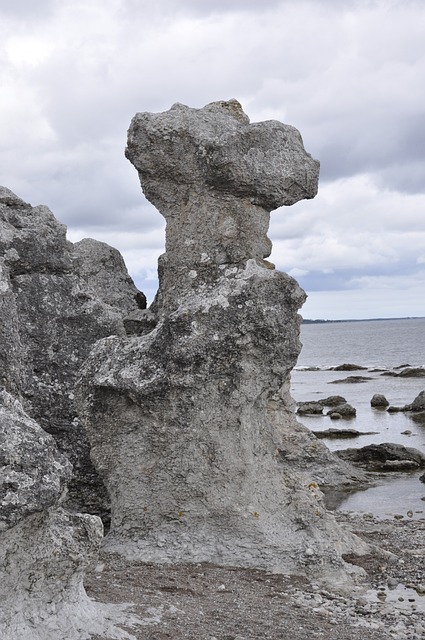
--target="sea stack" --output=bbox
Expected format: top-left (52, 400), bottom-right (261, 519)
top-left (77, 100), bottom-right (368, 579)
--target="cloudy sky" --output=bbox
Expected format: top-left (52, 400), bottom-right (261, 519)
top-left (1, 0), bottom-right (424, 319)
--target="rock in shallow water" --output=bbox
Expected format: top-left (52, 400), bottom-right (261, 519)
top-left (78, 100), bottom-right (369, 580)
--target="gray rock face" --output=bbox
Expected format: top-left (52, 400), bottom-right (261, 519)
top-left (0, 389), bottom-right (71, 530)
top-left (0, 186), bottom-right (144, 517)
top-left (0, 389), bottom-right (139, 639)
top-left (78, 100), bottom-right (369, 580)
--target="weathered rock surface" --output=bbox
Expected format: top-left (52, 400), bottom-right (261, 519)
top-left (0, 389), bottom-right (139, 640)
top-left (0, 186), bottom-right (144, 517)
top-left (78, 100), bottom-right (369, 581)
top-left (336, 442), bottom-right (425, 472)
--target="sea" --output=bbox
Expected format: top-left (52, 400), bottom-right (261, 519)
top-left (291, 317), bottom-right (425, 519)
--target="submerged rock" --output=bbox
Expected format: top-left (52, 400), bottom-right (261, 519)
top-left (329, 376), bottom-right (373, 384)
top-left (313, 428), bottom-right (376, 440)
top-left (0, 186), bottom-right (144, 517)
top-left (78, 100), bottom-right (369, 580)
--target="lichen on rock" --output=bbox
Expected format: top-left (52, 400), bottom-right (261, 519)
top-left (78, 100), bottom-right (369, 582)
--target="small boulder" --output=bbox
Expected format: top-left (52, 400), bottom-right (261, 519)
top-left (327, 403), bottom-right (356, 418)
top-left (371, 394), bottom-right (389, 408)
top-left (297, 401), bottom-right (323, 415)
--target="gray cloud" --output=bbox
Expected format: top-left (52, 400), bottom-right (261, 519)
top-left (1, 0), bottom-right (424, 319)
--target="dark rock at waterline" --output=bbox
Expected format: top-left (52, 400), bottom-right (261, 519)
top-left (381, 367), bottom-right (425, 378)
top-left (327, 403), bottom-right (356, 418)
top-left (371, 394), bottom-right (389, 408)
top-left (336, 442), bottom-right (425, 472)
top-left (296, 397), bottom-right (348, 415)
top-left (320, 395), bottom-right (347, 406)
top-left (296, 401), bottom-right (323, 415)
top-left (420, 472), bottom-right (425, 483)
top-left (398, 367), bottom-right (425, 378)
top-left (330, 363), bottom-right (368, 371)
top-left (329, 376), bottom-right (373, 384)
top-left (313, 428), bottom-right (377, 439)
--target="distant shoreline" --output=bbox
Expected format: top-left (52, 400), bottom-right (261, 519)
top-left (302, 316), bottom-right (424, 324)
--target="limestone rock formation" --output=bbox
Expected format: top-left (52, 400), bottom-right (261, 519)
top-left (0, 389), bottom-right (139, 640)
top-left (77, 100), bottom-right (369, 580)
top-left (0, 186), bottom-right (144, 517)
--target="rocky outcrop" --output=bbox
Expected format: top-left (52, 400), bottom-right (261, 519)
top-left (78, 100), bottom-right (369, 580)
top-left (0, 389), bottom-right (139, 640)
top-left (0, 187), bottom-right (144, 518)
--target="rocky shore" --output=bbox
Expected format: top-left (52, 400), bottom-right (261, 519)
top-left (85, 512), bottom-right (425, 640)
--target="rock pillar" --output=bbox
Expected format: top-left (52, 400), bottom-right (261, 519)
top-left (78, 100), bottom-right (368, 579)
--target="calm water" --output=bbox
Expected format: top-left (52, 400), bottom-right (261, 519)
top-left (291, 318), bottom-right (425, 519)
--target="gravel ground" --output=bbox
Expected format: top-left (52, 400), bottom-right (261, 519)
top-left (85, 513), bottom-right (425, 640)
